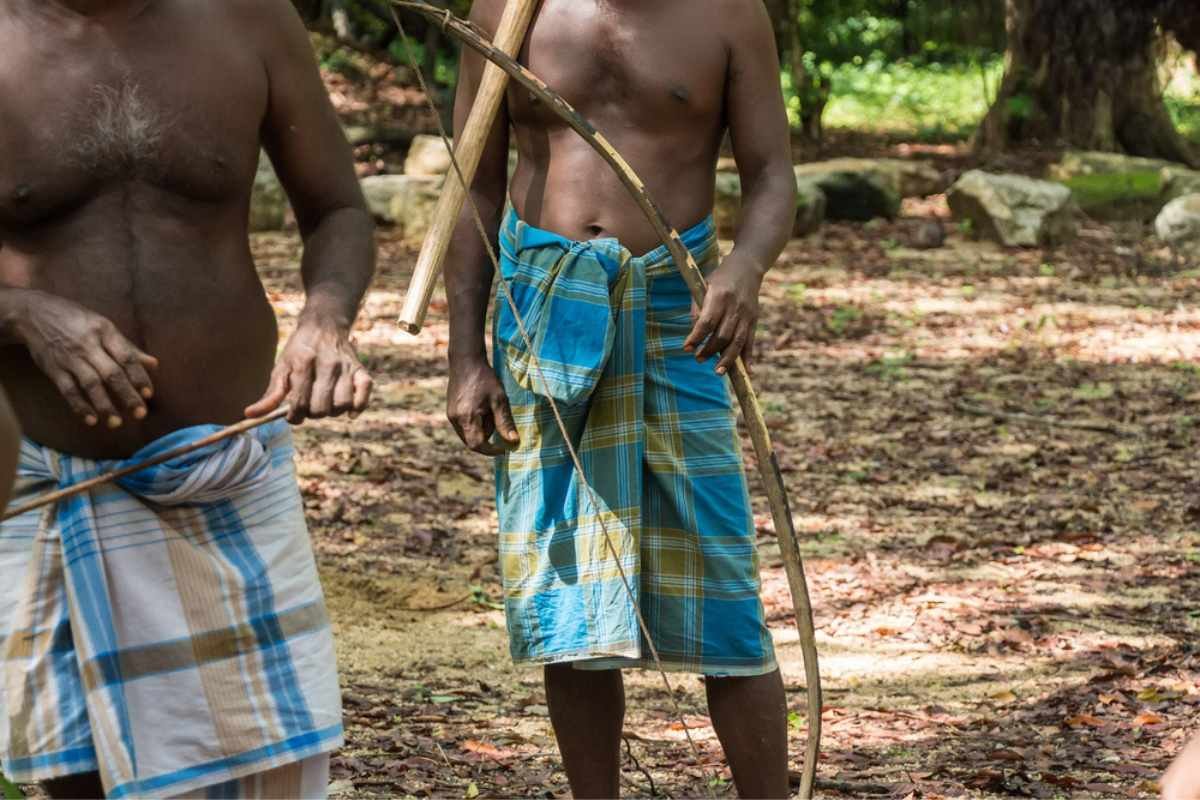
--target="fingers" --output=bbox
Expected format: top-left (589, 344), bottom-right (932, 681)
top-left (284, 361), bottom-right (315, 424)
top-left (448, 393), bottom-right (514, 457)
top-left (50, 371), bottom-right (99, 427)
top-left (744, 326), bottom-right (758, 373)
top-left (491, 392), bottom-right (519, 445)
top-left (74, 362), bottom-right (124, 429)
top-left (245, 365), bottom-right (290, 419)
top-left (101, 329), bottom-right (157, 401)
top-left (715, 320), bottom-right (751, 376)
top-left (452, 410), bottom-right (493, 454)
top-left (697, 309), bottom-right (739, 363)
top-left (683, 298), bottom-right (718, 354)
top-left (351, 368), bottom-right (372, 418)
top-left (308, 358), bottom-right (339, 419)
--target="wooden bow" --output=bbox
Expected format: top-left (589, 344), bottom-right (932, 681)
top-left (392, 3), bottom-right (822, 796)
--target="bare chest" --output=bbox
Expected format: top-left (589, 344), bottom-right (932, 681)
top-left (509, 2), bottom-right (730, 131)
top-left (0, 28), bottom-right (267, 231)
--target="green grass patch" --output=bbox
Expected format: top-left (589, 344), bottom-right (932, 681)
top-left (817, 59), bottom-right (1003, 142)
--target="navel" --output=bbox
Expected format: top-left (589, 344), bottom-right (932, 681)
top-left (670, 86), bottom-right (691, 104)
top-left (11, 184), bottom-right (32, 205)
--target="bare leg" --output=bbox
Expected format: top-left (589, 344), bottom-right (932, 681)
top-left (545, 664), bottom-right (625, 798)
top-left (43, 771), bottom-right (105, 799)
top-left (706, 669), bottom-right (789, 799)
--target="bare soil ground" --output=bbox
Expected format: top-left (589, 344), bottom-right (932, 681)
top-left (250, 194), bottom-right (1200, 800)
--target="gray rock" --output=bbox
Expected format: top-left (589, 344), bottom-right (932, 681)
top-left (947, 170), bottom-right (1078, 247)
top-left (1048, 150), bottom-right (1176, 182)
top-left (714, 171), bottom-right (826, 238)
top-left (797, 158), bottom-right (947, 199)
top-left (404, 134), bottom-right (454, 177)
top-left (713, 172), bottom-right (743, 238)
top-left (906, 219), bottom-right (946, 250)
top-left (1049, 150), bottom-right (1200, 218)
top-left (793, 177), bottom-right (827, 237)
top-left (360, 174), bottom-right (443, 239)
top-left (1155, 193), bottom-right (1200, 251)
top-left (794, 162), bottom-right (900, 222)
top-left (1164, 167), bottom-right (1200, 203)
top-left (249, 152), bottom-right (289, 232)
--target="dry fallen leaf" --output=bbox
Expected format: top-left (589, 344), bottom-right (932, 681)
top-left (1065, 714), bottom-right (1106, 728)
top-left (1132, 711), bottom-right (1165, 727)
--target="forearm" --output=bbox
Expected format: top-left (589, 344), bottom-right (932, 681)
top-left (297, 206), bottom-right (377, 329)
top-left (728, 163), bottom-right (797, 278)
top-left (445, 190), bottom-right (505, 365)
top-left (0, 286), bottom-right (38, 345)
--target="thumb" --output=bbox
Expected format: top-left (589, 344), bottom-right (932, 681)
top-left (492, 392), bottom-right (520, 445)
top-left (245, 367), bottom-right (289, 419)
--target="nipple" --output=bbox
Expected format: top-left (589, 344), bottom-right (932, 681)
top-left (12, 184), bottom-right (31, 204)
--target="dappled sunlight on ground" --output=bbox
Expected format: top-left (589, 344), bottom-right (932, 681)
top-left (253, 210), bottom-right (1199, 797)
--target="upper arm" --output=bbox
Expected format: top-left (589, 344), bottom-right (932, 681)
top-left (455, 0), bottom-right (510, 204)
top-left (251, 0), bottom-right (367, 234)
top-left (724, 2), bottom-right (792, 182)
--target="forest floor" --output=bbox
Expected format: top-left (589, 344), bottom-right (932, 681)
top-left (252, 185), bottom-right (1200, 799)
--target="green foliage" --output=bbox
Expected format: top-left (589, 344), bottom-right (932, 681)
top-left (0, 774), bottom-right (22, 800)
top-left (814, 58), bottom-right (1003, 140)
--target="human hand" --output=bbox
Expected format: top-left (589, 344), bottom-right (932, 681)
top-left (447, 355), bottom-right (518, 456)
top-left (245, 315), bottom-right (372, 424)
top-left (1163, 734), bottom-right (1200, 799)
top-left (16, 291), bottom-right (157, 428)
top-left (682, 253), bottom-right (763, 375)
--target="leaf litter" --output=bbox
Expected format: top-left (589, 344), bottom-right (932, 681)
top-left (252, 201), bottom-right (1200, 798)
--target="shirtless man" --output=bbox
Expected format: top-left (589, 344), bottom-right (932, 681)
top-left (443, 2), bottom-right (797, 797)
top-left (0, 1), bottom-right (374, 797)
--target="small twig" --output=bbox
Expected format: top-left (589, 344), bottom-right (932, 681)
top-left (400, 592), bottom-right (473, 612)
top-left (800, 776), bottom-right (894, 796)
top-left (433, 739), bottom-right (453, 768)
top-left (623, 737), bottom-right (667, 798)
top-left (954, 401), bottom-right (1130, 435)
top-left (2, 406), bottom-right (291, 521)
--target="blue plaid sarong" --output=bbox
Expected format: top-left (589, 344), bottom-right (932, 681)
top-left (494, 209), bottom-right (777, 676)
top-left (0, 421), bottom-right (341, 798)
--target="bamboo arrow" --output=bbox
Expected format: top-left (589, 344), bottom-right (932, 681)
top-left (392, 3), bottom-right (822, 795)
top-left (396, 0), bottom-right (539, 334)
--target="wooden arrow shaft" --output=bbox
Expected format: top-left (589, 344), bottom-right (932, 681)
top-left (397, 0), bottom-right (539, 335)
top-left (1, 407), bottom-right (290, 522)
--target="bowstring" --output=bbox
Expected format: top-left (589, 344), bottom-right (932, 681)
top-left (388, 5), bottom-right (716, 790)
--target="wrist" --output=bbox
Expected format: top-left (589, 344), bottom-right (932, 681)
top-left (0, 288), bottom-right (36, 343)
top-left (449, 348), bottom-right (489, 369)
top-left (721, 251), bottom-right (768, 281)
top-left (299, 287), bottom-right (355, 332)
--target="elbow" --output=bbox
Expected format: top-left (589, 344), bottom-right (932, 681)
top-left (298, 201), bottom-right (375, 241)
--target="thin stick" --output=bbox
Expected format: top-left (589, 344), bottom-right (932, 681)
top-left (955, 401), bottom-right (1129, 435)
top-left (396, 0), bottom-right (539, 334)
top-left (2, 406), bottom-right (291, 522)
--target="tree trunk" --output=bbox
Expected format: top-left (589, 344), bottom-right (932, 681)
top-left (976, 0), bottom-right (1198, 167)
top-left (764, 0), bottom-right (828, 144)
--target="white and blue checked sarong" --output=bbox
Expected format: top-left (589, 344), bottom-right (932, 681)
top-left (494, 209), bottom-right (777, 676)
top-left (0, 420), bottom-right (341, 798)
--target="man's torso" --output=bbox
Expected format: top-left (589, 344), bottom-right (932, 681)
top-left (0, 0), bottom-right (277, 457)
top-left (506, 0), bottom-right (732, 254)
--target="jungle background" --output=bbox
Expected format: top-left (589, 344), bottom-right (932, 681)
top-left (256, 1), bottom-right (1200, 797)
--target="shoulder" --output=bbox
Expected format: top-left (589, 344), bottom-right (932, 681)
top-left (213, 0), bottom-right (312, 54)
top-left (467, 0), bottom-right (508, 39)
top-left (709, 0), bottom-right (776, 46)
